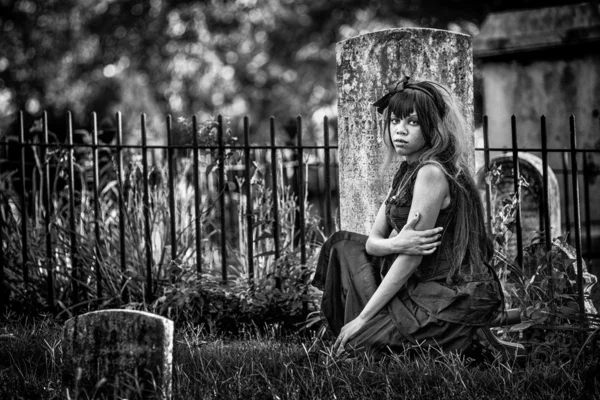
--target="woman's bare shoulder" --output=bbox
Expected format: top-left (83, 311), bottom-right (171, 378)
top-left (415, 163), bottom-right (448, 185)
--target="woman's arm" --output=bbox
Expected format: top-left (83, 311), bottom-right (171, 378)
top-left (365, 188), bottom-right (443, 258)
top-left (333, 164), bottom-right (450, 353)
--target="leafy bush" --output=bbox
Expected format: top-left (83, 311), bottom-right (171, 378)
top-left (485, 164), bottom-right (599, 365)
top-left (0, 116), bottom-right (327, 330)
top-left (147, 256), bottom-right (321, 335)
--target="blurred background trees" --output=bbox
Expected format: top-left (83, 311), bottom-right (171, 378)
top-left (0, 0), bottom-right (583, 143)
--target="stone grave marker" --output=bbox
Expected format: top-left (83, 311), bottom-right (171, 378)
top-left (336, 28), bottom-right (474, 234)
top-left (476, 152), bottom-right (562, 256)
top-left (62, 309), bottom-right (174, 400)
top-left (477, 152), bottom-right (599, 313)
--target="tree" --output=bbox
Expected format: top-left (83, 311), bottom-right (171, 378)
top-left (0, 0), bottom-right (585, 142)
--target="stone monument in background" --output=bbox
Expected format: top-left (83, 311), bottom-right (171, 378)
top-left (336, 28), bottom-right (474, 233)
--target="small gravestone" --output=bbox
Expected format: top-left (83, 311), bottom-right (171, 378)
top-left (62, 309), bottom-right (174, 400)
top-left (476, 152), bottom-right (562, 256)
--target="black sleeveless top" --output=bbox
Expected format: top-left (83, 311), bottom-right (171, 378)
top-left (382, 161), bottom-right (493, 283)
top-left (380, 161), bottom-right (504, 325)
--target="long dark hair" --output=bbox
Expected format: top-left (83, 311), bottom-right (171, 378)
top-left (381, 81), bottom-right (491, 279)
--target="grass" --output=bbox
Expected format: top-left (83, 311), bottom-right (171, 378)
top-left (1, 313), bottom-right (599, 400)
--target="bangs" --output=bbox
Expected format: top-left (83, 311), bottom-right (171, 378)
top-left (387, 90), bottom-right (417, 119)
top-left (387, 89), bottom-right (437, 120)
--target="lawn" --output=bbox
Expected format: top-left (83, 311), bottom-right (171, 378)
top-left (1, 313), bottom-right (599, 400)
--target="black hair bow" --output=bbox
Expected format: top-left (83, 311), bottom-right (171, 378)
top-left (372, 76), bottom-right (411, 115)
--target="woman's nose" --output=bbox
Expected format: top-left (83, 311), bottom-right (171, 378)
top-left (395, 121), bottom-right (407, 135)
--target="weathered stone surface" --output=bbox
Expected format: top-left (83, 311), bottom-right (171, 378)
top-left (474, 3), bottom-right (600, 57)
top-left (62, 309), bottom-right (174, 400)
top-left (336, 28), bottom-right (473, 233)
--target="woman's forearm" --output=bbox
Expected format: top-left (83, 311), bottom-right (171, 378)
top-left (365, 234), bottom-right (404, 256)
top-left (357, 254), bottom-right (421, 322)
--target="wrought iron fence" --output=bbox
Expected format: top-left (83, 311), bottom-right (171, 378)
top-left (478, 115), bottom-right (600, 324)
top-left (0, 111), bottom-right (598, 323)
top-left (0, 111), bottom-right (339, 313)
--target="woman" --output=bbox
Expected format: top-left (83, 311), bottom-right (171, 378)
top-left (313, 76), bottom-right (506, 358)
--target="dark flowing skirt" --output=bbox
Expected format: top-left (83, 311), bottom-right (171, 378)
top-left (313, 231), bottom-right (502, 357)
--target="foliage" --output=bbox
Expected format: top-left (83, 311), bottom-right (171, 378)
top-left (145, 137), bottom-right (326, 333)
top-left (1, 0), bottom-right (577, 143)
top-left (485, 164), bottom-right (599, 365)
top-left (146, 258), bottom-right (320, 335)
top-left (174, 115), bottom-right (238, 147)
top-left (0, 116), bottom-right (327, 332)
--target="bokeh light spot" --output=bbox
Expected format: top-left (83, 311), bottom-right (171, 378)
top-left (25, 98), bottom-right (41, 114)
top-left (222, 66), bottom-right (235, 81)
top-left (0, 58), bottom-right (9, 72)
top-left (103, 64), bottom-right (118, 77)
top-left (212, 92), bottom-right (225, 106)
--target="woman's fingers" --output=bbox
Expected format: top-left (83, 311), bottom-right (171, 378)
top-left (418, 227), bottom-right (443, 237)
top-left (333, 335), bottom-right (341, 352)
top-left (418, 234), bottom-right (441, 244)
top-left (417, 241), bottom-right (441, 254)
top-left (421, 235), bottom-right (440, 244)
top-left (333, 333), bottom-right (347, 355)
top-left (338, 333), bottom-right (352, 355)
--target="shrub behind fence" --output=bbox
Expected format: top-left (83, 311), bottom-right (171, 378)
top-left (0, 111), bottom-right (339, 314)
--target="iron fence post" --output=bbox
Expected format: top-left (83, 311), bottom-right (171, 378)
top-left (167, 115), bottom-right (177, 269)
top-left (569, 116), bottom-right (586, 325)
top-left (18, 111), bottom-right (29, 286)
top-left (115, 112), bottom-right (129, 303)
top-left (92, 112), bottom-right (102, 301)
top-left (217, 115), bottom-right (227, 284)
top-left (192, 115), bottom-right (202, 277)
top-left (562, 152), bottom-right (571, 238)
top-left (540, 115), bottom-right (552, 251)
top-left (141, 113), bottom-right (153, 303)
top-left (42, 112), bottom-right (54, 312)
top-left (510, 115), bottom-right (524, 269)
top-left (243, 116), bottom-right (254, 289)
top-left (269, 117), bottom-right (281, 290)
top-left (67, 111), bottom-right (80, 307)
top-left (324, 116), bottom-right (333, 236)
top-left (482, 116), bottom-right (493, 237)
top-left (0, 133), bottom-right (6, 312)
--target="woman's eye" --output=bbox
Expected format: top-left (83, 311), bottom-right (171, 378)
top-left (391, 118), bottom-right (400, 124)
top-left (408, 120), bottom-right (419, 126)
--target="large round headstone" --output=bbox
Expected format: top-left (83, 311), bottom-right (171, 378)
top-left (476, 152), bottom-right (562, 254)
top-left (337, 28), bottom-right (474, 233)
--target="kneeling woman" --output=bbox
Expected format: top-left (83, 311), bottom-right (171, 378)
top-left (313, 77), bottom-right (504, 357)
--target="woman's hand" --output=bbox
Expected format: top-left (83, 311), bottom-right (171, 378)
top-left (333, 316), bottom-right (368, 355)
top-left (394, 212), bottom-right (443, 255)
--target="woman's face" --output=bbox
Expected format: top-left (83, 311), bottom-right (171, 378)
top-left (389, 111), bottom-right (427, 163)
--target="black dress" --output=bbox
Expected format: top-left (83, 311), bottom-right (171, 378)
top-left (312, 161), bottom-right (504, 356)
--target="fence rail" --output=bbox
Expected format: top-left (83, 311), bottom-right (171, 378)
top-left (0, 111), bottom-right (340, 313)
top-left (478, 115), bottom-right (600, 324)
top-left (0, 111), bottom-right (598, 322)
